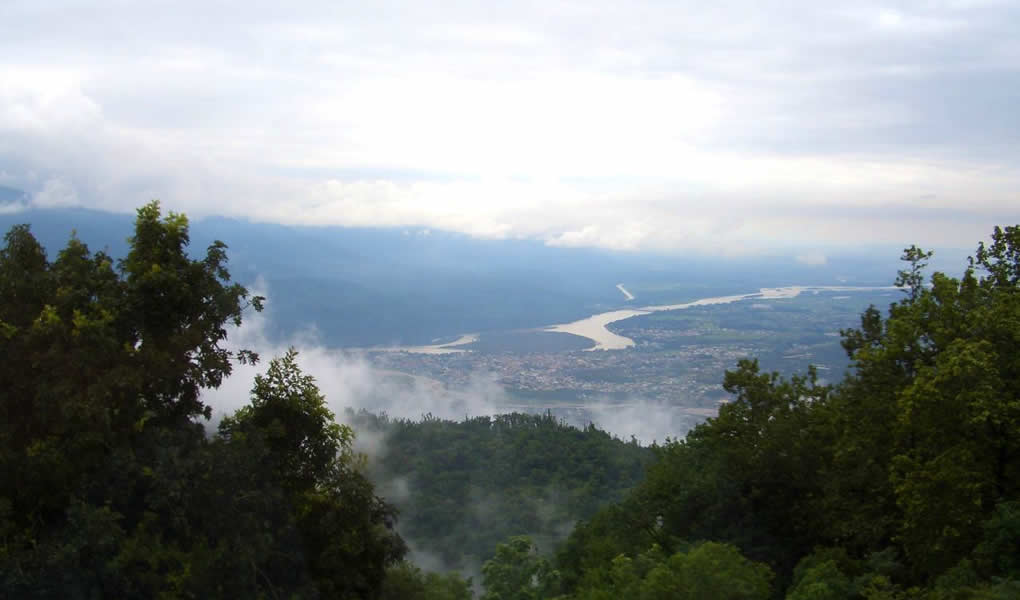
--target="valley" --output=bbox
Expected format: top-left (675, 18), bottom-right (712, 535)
top-left (363, 287), bottom-right (896, 440)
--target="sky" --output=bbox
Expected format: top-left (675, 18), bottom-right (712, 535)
top-left (1, 0), bottom-right (1017, 253)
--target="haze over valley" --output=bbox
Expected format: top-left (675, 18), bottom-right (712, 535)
top-left (4, 2), bottom-right (1019, 597)
top-left (2, 205), bottom-right (911, 441)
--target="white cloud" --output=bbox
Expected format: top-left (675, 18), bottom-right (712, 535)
top-left (1, 1), bottom-right (1018, 252)
top-left (32, 177), bottom-right (79, 208)
top-left (546, 224), bottom-right (649, 251)
top-left (200, 279), bottom-right (505, 428)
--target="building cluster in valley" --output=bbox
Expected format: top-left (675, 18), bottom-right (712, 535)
top-left (368, 342), bottom-right (765, 409)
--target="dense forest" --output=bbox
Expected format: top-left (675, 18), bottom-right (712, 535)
top-left (1, 203), bottom-right (1018, 598)
top-left (348, 410), bottom-right (654, 572)
top-left (0, 203), bottom-right (406, 597)
top-left (544, 234), bottom-right (1020, 599)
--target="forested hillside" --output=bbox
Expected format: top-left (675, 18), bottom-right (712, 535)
top-left (349, 411), bottom-right (654, 572)
top-left (2, 203), bottom-right (1017, 599)
top-left (541, 231), bottom-right (1020, 599)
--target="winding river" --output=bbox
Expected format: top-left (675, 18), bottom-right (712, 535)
top-left (373, 285), bottom-right (898, 354)
top-left (545, 286), bottom-right (898, 351)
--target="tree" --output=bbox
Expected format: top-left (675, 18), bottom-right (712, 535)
top-left (347, 409), bottom-right (654, 574)
top-left (834, 231), bottom-right (1020, 579)
top-left (659, 542), bottom-right (773, 600)
top-left (381, 561), bottom-right (474, 600)
top-left (569, 542), bottom-right (773, 600)
top-left (554, 224), bottom-right (1020, 596)
top-left (0, 203), bottom-right (406, 598)
top-left (219, 348), bottom-right (352, 492)
top-left (1, 202), bottom-right (263, 588)
top-left (481, 536), bottom-right (559, 600)
top-left (120, 201), bottom-right (263, 422)
top-left (219, 349), bottom-right (407, 598)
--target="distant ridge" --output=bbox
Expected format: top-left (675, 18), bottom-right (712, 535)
top-left (0, 205), bottom-right (907, 348)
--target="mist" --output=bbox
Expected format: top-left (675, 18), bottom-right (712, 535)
top-left (200, 287), bottom-right (503, 431)
top-left (198, 280), bottom-right (716, 584)
top-left (200, 280), bottom-right (707, 446)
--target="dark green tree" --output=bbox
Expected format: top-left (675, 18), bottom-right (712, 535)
top-left (1, 202), bottom-right (263, 594)
top-left (553, 225), bottom-right (1020, 597)
top-left (832, 228), bottom-right (1020, 579)
top-left (569, 542), bottom-right (772, 600)
top-left (481, 536), bottom-right (559, 600)
top-left (381, 561), bottom-right (474, 600)
top-left (0, 203), bottom-right (405, 598)
top-left (219, 349), bottom-right (406, 598)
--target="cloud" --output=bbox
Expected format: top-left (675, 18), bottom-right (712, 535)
top-left (199, 277), bottom-right (507, 428)
top-left (795, 252), bottom-right (828, 266)
top-left (198, 278), bottom-right (701, 446)
top-left (546, 224), bottom-right (649, 251)
top-left (576, 399), bottom-right (708, 445)
top-left (1, 1), bottom-right (1018, 252)
top-left (32, 177), bottom-right (79, 208)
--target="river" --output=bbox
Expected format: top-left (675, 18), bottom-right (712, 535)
top-left (370, 285), bottom-right (897, 354)
top-left (546, 285), bottom-right (898, 351)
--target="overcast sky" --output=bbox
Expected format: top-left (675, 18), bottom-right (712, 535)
top-left (1, 0), bottom-right (1017, 253)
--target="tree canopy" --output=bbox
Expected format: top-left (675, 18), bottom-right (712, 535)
top-left (548, 225), bottom-right (1020, 599)
top-left (0, 202), bottom-right (404, 598)
top-left (3, 205), bottom-right (1018, 600)
top-left (348, 410), bottom-right (654, 573)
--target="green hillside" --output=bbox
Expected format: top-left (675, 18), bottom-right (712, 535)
top-left (349, 411), bottom-right (654, 573)
top-left (2, 203), bottom-right (1017, 599)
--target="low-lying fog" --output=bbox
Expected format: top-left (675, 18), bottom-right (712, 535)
top-left (200, 281), bottom-right (702, 447)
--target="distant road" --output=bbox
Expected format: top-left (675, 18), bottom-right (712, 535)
top-left (616, 283), bottom-right (635, 301)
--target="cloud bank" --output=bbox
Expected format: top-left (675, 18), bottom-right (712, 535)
top-left (2, 1), bottom-right (1018, 252)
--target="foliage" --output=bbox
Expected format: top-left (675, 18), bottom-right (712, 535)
top-left (220, 348), bottom-right (354, 492)
top-left (349, 410), bottom-right (654, 572)
top-left (481, 536), bottom-right (559, 600)
top-left (0, 203), bottom-right (403, 598)
top-left (566, 542), bottom-right (772, 600)
top-left (381, 561), bottom-right (474, 600)
top-left (4, 206), bottom-right (1019, 599)
top-left (551, 225), bottom-right (1020, 599)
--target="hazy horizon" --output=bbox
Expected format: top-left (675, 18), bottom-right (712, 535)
top-left (2, 1), bottom-right (1018, 257)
